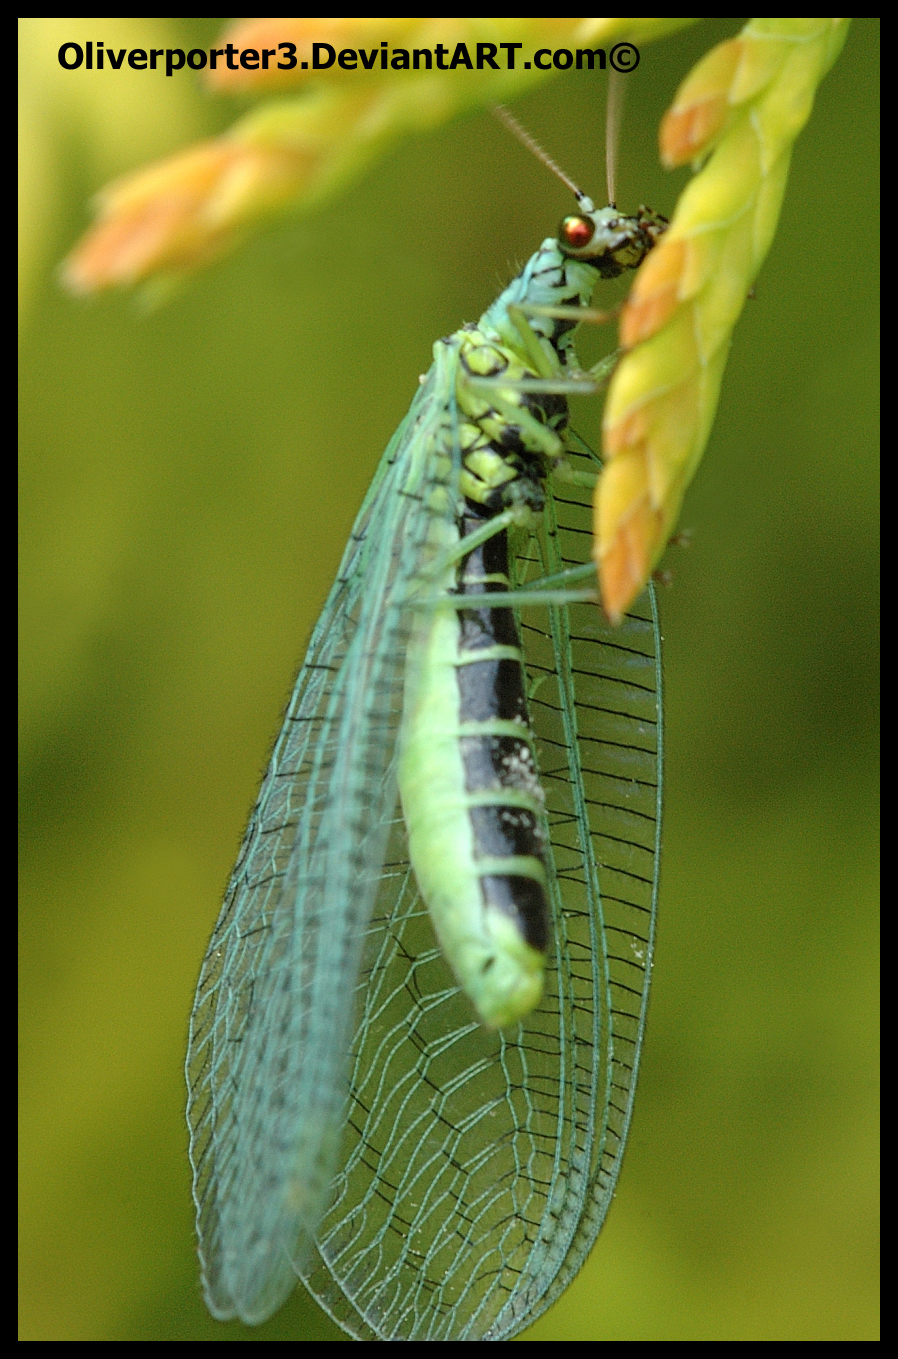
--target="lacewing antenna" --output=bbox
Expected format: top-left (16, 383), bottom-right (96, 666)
top-left (492, 105), bottom-right (594, 212)
top-left (494, 73), bottom-right (627, 212)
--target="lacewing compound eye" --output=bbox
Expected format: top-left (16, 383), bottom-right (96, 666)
top-left (559, 214), bottom-right (595, 250)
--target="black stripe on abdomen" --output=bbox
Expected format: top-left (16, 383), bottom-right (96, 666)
top-left (455, 656), bottom-right (529, 725)
top-left (480, 875), bottom-right (549, 952)
top-left (455, 521), bottom-right (549, 954)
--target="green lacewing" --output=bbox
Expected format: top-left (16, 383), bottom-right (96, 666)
top-left (186, 114), bottom-right (664, 1340)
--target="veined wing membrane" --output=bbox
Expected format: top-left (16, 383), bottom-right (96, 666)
top-left (186, 367), bottom-right (457, 1325)
top-left (299, 445), bottom-right (662, 1341)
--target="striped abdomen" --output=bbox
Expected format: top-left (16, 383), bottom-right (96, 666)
top-left (398, 511), bottom-right (549, 1029)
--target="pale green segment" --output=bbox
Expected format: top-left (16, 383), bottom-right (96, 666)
top-left (398, 597), bottom-right (546, 1031)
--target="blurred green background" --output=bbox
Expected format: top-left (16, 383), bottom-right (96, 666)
top-left (19, 18), bottom-right (878, 1342)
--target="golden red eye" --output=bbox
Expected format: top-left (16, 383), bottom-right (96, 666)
top-left (559, 215), bottom-right (594, 250)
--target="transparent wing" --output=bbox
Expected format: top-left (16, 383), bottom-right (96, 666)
top-left (300, 441), bottom-right (662, 1340)
top-left (185, 364), bottom-right (454, 1325)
